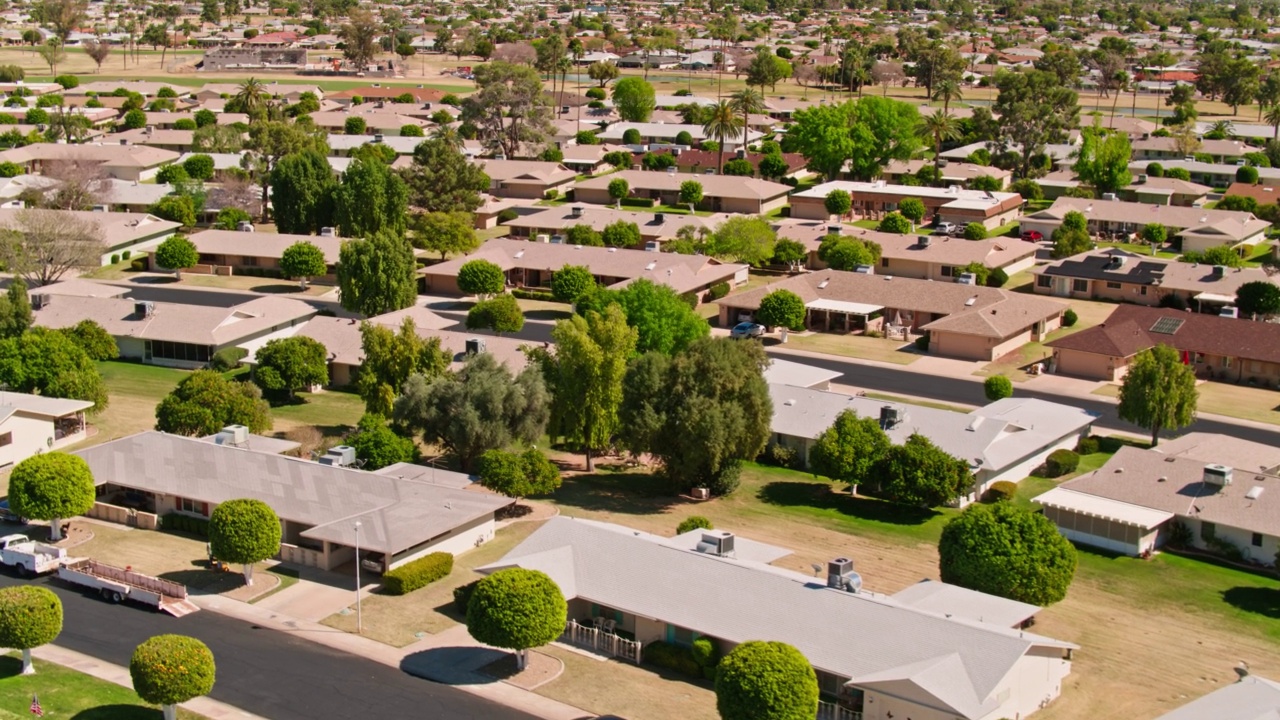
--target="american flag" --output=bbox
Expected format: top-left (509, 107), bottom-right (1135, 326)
top-left (29, 694), bottom-right (42, 717)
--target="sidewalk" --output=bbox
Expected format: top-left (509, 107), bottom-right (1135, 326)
top-left (27, 644), bottom-right (267, 720)
top-left (192, 593), bottom-right (592, 720)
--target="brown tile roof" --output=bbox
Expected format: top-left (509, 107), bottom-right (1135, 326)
top-left (1223, 182), bottom-right (1280, 205)
top-left (1045, 303), bottom-right (1280, 363)
top-left (574, 170), bottom-right (792, 202)
top-left (32, 294), bottom-right (316, 346)
top-left (773, 221), bottom-right (1039, 268)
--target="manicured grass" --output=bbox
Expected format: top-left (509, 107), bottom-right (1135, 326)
top-left (1096, 241), bottom-right (1180, 260)
top-left (782, 332), bottom-right (921, 365)
top-left (96, 360), bottom-right (188, 398)
top-left (271, 389), bottom-right (365, 434)
top-left (249, 566), bottom-right (302, 605)
top-left (1095, 381), bottom-right (1280, 426)
top-left (0, 654), bottom-right (205, 719)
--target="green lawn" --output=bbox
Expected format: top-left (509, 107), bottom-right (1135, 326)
top-left (1095, 241), bottom-right (1180, 259)
top-left (0, 655), bottom-right (204, 719)
top-left (270, 389), bottom-right (365, 433)
top-left (96, 361), bottom-right (188, 398)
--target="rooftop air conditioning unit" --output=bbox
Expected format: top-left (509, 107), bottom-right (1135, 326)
top-left (826, 557), bottom-right (862, 593)
top-left (320, 445), bottom-right (357, 467)
top-left (879, 405), bottom-right (902, 429)
top-left (372, 134), bottom-right (384, 143)
top-left (1138, 174), bottom-right (1148, 183)
top-left (1101, 192), bottom-right (1118, 201)
top-left (956, 272), bottom-right (977, 285)
top-left (237, 221), bottom-right (254, 232)
top-left (827, 224), bottom-right (842, 235)
top-left (91, 204), bottom-right (108, 212)
top-left (1213, 264), bottom-right (1227, 278)
top-left (644, 241), bottom-right (659, 252)
top-left (465, 337), bottom-right (486, 355)
top-left (319, 227), bottom-right (336, 237)
top-left (30, 293), bottom-right (48, 309)
top-left (1204, 464), bottom-right (1233, 486)
top-left (937, 158), bottom-right (949, 168)
top-left (1220, 306), bottom-right (1239, 319)
top-left (536, 234), bottom-right (550, 243)
top-left (134, 300), bottom-right (154, 318)
top-left (219, 424), bottom-right (249, 446)
top-left (654, 212), bottom-right (665, 223)
top-left (570, 205), bottom-right (584, 218)
top-left (854, 265), bottom-right (874, 274)
top-left (696, 531), bottom-right (735, 557)
top-left (918, 235), bottom-right (932, 248)
top-left (549, 234), bottom-right (565, 244)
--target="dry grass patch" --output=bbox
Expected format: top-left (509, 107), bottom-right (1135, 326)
top-left (782, 332), bottom-right (920, 365)
top-left (536, 644), bottom-right (717, 720)
top-left (1095, 381), bottom-right (1280, 426)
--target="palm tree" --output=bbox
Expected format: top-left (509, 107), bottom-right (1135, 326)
top-left (1110, 70), bottom-right (1129, 123)
top-left (233, 77), bottom-right (268, 118)
top-left (921, 112), bottom-right (961, 180)
top-left (431, 124), bottom-right (464, 149)
top-left (702, 99), bottom-right (745, 175)
top-left (1266, 104), bottom-right (1280, 140)
top-left (932, 78), bottom-right (962, 113)
top-left (1209, 119), bottom-right (1235, 139)
top-left (728, 88), bottom-right (765, 147)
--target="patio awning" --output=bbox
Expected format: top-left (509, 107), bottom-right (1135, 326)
top-left (806, 299), bottom-right (884, 315)
top-left (1035, 487), bottom-right (1174, 529)
top-left (1193, 292), bottom-right (1237, 304)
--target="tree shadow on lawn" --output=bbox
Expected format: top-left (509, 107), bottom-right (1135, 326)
top-left (159, 561), bottom-right (247, 595)
top-left (250, 283), bottom-right (307, 294)
top-left (71, 706), bottom-right (165, 720)
top-left (1222, 586), bottom-right (1280, 620)
top-left (756, 481), bottom-right (941, 527)
top-left (553, 472), bottom-right (681, 515)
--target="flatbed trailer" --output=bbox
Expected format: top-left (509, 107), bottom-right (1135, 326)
top-left (56, 558), bottom-right (200, 617)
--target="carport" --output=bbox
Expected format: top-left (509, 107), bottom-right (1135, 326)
top-left (805, 299), bottom-right (883, 333)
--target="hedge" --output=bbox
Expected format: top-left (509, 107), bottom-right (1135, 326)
top-left (1075, 436), bottom-right (1100, 455)
top-left (210, 347), bottom-right (247, 372)
top-left (512, 288), bottom-right (557, 302)
top-left (707, 281), bottom-right (731, 300)
top-left (161, 512), bottom-right (210, 537)
top-left (382, 552), bottom-right (453, 595)
top-left (984, 480), bottom-right (1018, 503)
top-left (1043, 449), bottom-right (1080, 478)
top-left (620, 197), bottom-right (656, 208)
top-left (642, 640), bottom-right (703, 677)
top-left (453, 579), bottom-right (479, 614)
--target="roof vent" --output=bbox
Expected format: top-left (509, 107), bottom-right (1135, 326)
top-left (645, 261), bottom-right (657, 271)
top-left (1204, 464), bottom-right (1233, 487)
top-left (1246, 486), bottom-right (1265, 500)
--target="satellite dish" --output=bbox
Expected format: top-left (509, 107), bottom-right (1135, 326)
top-left (810, 563), bottom-right (822, 577)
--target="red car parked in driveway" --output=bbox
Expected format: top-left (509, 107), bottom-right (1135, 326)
top-left (1021, 230), bottom-right (1044, 241)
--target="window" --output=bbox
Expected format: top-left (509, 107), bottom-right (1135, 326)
top-left (1106, 282), bottom-right (1122, 289)
top-left (880, 258), bottom-right (888, 267)
top-left (0, 432), bottom-right (11, 447)
top-left (1140, 286), bottom-right (1148, 295)
top-left (241, 256), bottom-right (259, 267)
top-left (1223, 356), bottom-right (1233, 369)
top-left (941, 266), bottom-right (954, 277)
top-left (1253, 533), bottom-right (1264, 547)
top-left (1037, 276), bottom-right (1052, 288)
top-left (147, 341), bottom-right (212, 363)
top-left (1073, 279), bottom-right (1089, 293)
top-left (179, 498), bottom-right (209, 516)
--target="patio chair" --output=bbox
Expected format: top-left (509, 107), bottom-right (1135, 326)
top-left (592, 616), bottom-right (606, 630)
top-left (603, 619), bottom-right (617, 634)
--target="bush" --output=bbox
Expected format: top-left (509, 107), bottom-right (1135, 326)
top-left (619, 197), bottom-right (655, 208)
top-left (691, 636), bottom-right (720, 678)
top-left (707, 281), bottom-right (730, 300)
top-left (676, 516), bottom-right (713, 534)
top-left (761, 443), bottom-right (802, 469)
top-left (1237, 165), bottom-right (1260, 184)
top-left (497, 208), bottom-right (519, 223)
top-left (53, 74), bottom-right (78, 89)
top-left (511, 288), bottom-right (557, 302)
top-left (1075, 436), bottom-right (1100, 455)
top-left (453, 579), bottom-right (479, 614)
top-left (1146, 162), bottom-right (1164, 177)
top-left (122, 250), bottom-right (131, 260)
top-left (161, 512), bottom-right (210, 537)
top-left (715, 641), bottom-right (818, 720)
top-left (209, 347), bottom-right (247, 372)
top-left (111, 253), bottom-right (120, 264)
top-left (1043, 449), bottom-right (1080, 477)
top-left (986, 267), bottom-right (1008, 288)
top-left (130, 635), bottom-right (216, 708)
top-left (642, 640), bottom-right (702, 678)
top-left (984, 480), bottom-right (1018, 503)
top-left (381, 552), bottom-right (453, 595)
top-left (983, 374), bottom-right (1013, 401)
top-left (963, 222), bottom-right (987, 240)
top-left (1062, 308), bottom-right (1078, 327)
top-left (1097, 436), bottom-right (1125, 453)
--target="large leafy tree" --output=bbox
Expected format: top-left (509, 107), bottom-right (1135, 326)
top-left (611, 77), bottom-right (656, 122)
top-left (465, 294), bottom-right (525, 335)
top-left (245, 120), bottom-right (328, 221)
top-left (549, 265), bottom-right (596, 303)
top-left (809, 411), bottom-right (891, 489)
top-left (574, 279), bottom-right (708, 355)
top-left (461, 61), bottom-right (554, 159)
top-left (476, 448), bottom-right (562, 499)
top-left (347, 413), bottom-right (419, 470)
top-left (1235, 280), bottom-right (1280, 319)
top-left (534, 304), bottom-right (636, 471)
top-left (9, 452), bottom-right (94, 541)
top-left (336, 231), bottom-right (417, 317)
top-left (784, 97), bottom-right (920, 180)
top-left (818, 234), bottom-right (881, 271)
top-left (253, 336), bottom-right (328, 400)
top-left (208, 498), bottom-right (281, 585)
top-left (332, 157), bottom-right (408, 239)
top-left (715, 641), bottom-right (818, 720)
top-left (939, 502), bottom-right (1077, 605)
top-left (1050, 210), bottom-right (1093, 259)
top-left (0, 327), bottom-right (107, 410)
top-left (876, 434), bottom-right (972, 507)
top-left (279, 241), bottom-right (328, 287)
top-left (756, 289), bottom-right (806, 331)
top-left (457, 259), bottom-right (506, 298)
top-left (154, 370), bottom-right (272, 436)
top-left (707, 216), bottom-right (776, 266)
top-left (356, 318), bottom-right (449, 416)
top-left (0, 586), bottom-right (61, 675)
top-left (992, 69), bottom-right (1080, 178)
top-left (130, 635), bottom-right (216, 720)
top-left (398, 138), bottom-right (490, 214)
top-left (618, 338), bottom-right (772, 495)
top-left (1117, 344), bottom-right (1198, 446)
top-left (393, 352), bottom-right (550, 471)
top-left (411, 211), bottom-right (478, 260)
top-left (0, 278), bottom-right (32, 339)
top-left (1072, 127), bottom-right (1132, 196)
top-left (61, 320), bottom-right (117, 361)
top-left (269, 149), bottom-right (336, 235)
top-left (466, 568), bottom-right (566, 670)
top-left (338, 7), bottom-right (379, 69)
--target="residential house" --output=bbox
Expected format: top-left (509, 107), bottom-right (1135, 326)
top-left (559, 144), bottom-right (619, 175)
top-left (30, 287), bottom-right (317, 368)
top-left (193, 83), bottom-right (322, 102)
top-left (480, 516), bottom-right (1077, 720)
top-left (422, 237), bottom-right (748, 299)
top-left (307, 111), bottom-right (428, 136)
top-left (1220, 181), bottom-right (1280, 207)
top-left (773, 221), bottom-right (1039, 277)
top-left (1127, 159), bottom-right (1280, 189)
top-left (327, 87), bottom-right (449, 105)
top-left (0, 143), bottom-right (181, 182)
top-left (1123, 175), bottom-right (1212, 207)
top-left (1152, 675), bottom-right (1280, 720)
top-left (716, 269), bottom-right (1067, 361)
top-left (1032, 248), bottom-right (1278, 307)
top-left (880, 160), bottom-right (1013, 189)
top-left (638, 148), bottom-right (807, 179)
top-left (1045, 303), bottom-right (1280, 383)
top-left (0, 392), bottom-right (95, 467)
top-left (77, 431), bottom-right (512, 573)
top-left (573, 170), bottom-right (791, 214)
top-left (1019, 197), bottom-right (1270, 255)
top-left (503, 205), bottom-right (726, 248)
top-left (0, 208), bottom-right (180, 265)
top-left (67, 81), bottom-right (188, 98)
top-left (188, 227), bottom-right (343, 280)
top-left (790, 181), bottom-right (1023, 231)
top-left (595, 122), bottom-right (764, 149)
top-left (101, 128), bottom-right (196, 154)
top-left (770, 386), bottom-right (1095, 501)
top-left (1037, 434), bottom-right (1280, 562)
top-left (476, 159), bottom-right (578, 200)
top-left (1131, 136), bottom-right (1256, 163)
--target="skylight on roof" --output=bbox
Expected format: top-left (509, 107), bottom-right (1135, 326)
top-left (1150, 317), bottom-right (1185, 335)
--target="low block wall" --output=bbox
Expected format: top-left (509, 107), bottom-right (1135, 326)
top-left (87, 502), bottom-right (159, 530)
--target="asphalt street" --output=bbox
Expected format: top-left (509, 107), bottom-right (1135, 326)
top-left (0, 573), bottom-right (540, 720)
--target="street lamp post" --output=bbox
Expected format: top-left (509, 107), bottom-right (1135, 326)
top-left (353, 520), bottom-right (363, 634)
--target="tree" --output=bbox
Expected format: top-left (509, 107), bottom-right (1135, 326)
top-left (877, 212), bottom-right (912, 234)
top-left (208, 498), bottom-right (280, 585)
top-left (357, 318), bottom-right (449, 415)
top-left (703, 100), bottom-right (745, 178)
top-left (36, 41), bottom-right (66, 77)
top-left (1073, 127), bottom-right (1132, 196)
top-left (746, 51), bottom-right (791, 91)
top-left (599, 220), bottom-right (639, 249)
top-left (0, 208), bottom-right (103, 286)
top-left (269, 149), bottom-right (336, 235)
top-left (756, 289), bottom-right (805, 331)
top-left (155, 370), bottom-right (270, 436)
top-left (612, 77), bottom-right (656, 122)
top-left (339, 7), bottom-right (379, 69)
top-left (8, 452), bottom-right (94, 541)
top-left (130, 635), bottom-right (216, 720)
top-left (707, 216), bottom-right (776, 266)
top-left (1141, 223), bottom-right (1168, 246)
top-left (984, 375), bottom-right (1014, 401)
top-left (0, 327), bottom-right (107, 411)
top-left (898, 197), bottom-right (926, 226)
top-left (343, 116), bottom-right (366, 136)
top-left (877, 434), bottom-right (973, 507)
top-left (1051, 211), bottom-right (1093, 259)
top-left (607, 177), bottom-right (629, 207)
top-left (824, 190), bottom-right (852, 220)
top-left (772, 239), bottom-right (807, 272)
top-left (809, 411), bottom-right (891, 489)
top-left (62, 319), bottom-right (117, 360)
top-left (939, 502), bottom-right (1077, 605)
top-left (729, 88), bottom-right (766, 145)
top-left (348, 413), bottom-right (418, 470)
top-left (183, 154), bottom-right (215, 182)
top-left (992, 69), bottom-right (1080, 178)
top-left (394, 353), bottom-right (549, 471)
top-left (0, 278), bottom-right (32, 339)
top-left (280, 241), bottom-right (328, 288)
top-left (245, 120), bottom-right (329, 221)
top-left (578, 279), bottom-right (708, 356)
top-left (1117, 344), bottom-right (1198, 446)
top-left (758, 153), bottom-right (789, 181)
top-left (921, 111), bottom-right (962, 178)
top-left (253, 336), bottom-right (328, 400)
top-left (230, 77), bottom-right (268, 118)
top-left (1236, 280), bottom-right (1280, 319)
top-left (715, 641), bottom-right (818, 720)
top-left (149, 196), bottom-right (197, 228)
top-left (82, 39), bottom-right (111, 73)
top-left (550, 264), bottom-right (595, 303)
top-left (477, 448), bottom-right (562, 499)
top-left (466, 568), bottom-right (566, 670)
top-left (462, 61), bottom-right (554, 159)
top-left (411, 211), bottom-right (478, 260)
top-left (333, 158), bottom-right (408, 239)
top-left (466, 294), bottom-right (525, 335)
top-left (0, 586), bottom-right (60, 674)
top-left (399, 138), bottom-right (490, 214)
top-left (121, 107), bottom-right (147, 130)
top-left (337, 231), bottom-right (417, 317)
top-left (588, 60), bottom-right (619, 87)
top-left (785, 98), bottom-right (920, 180)
top-left (618, 338), bottom-right (771, 495)
top-left (679, 180), bottom-right (703, 212)
top-left (457, 259), bottom-right (506, 298)
top-left (154, 236), bottom-right (198, 278)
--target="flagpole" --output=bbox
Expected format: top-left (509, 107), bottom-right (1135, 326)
top-left (353, 521), bottom-right (362, 634)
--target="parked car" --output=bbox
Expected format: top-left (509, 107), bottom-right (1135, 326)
top-left (1021, 230), bottom-right (1044, 242)
top-left (935, 222), bottom-right (957, 235)
top-left (730, 322), bottom-right (765, 339)
top-left (0, 500), bottom-right (25, 525)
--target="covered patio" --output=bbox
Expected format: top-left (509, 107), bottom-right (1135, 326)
top-left (805, 299), bottom-right (884, 333)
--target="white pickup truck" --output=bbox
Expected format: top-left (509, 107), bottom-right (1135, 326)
top-left (0, 534), bottom-right (67, 577)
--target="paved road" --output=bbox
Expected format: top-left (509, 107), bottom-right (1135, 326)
top-left (0, 574), bottom-right (539, 720)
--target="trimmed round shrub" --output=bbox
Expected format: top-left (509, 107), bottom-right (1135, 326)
top-left (986, 267), bottom-right (1008, 288)
top-left (983, 374), bottom-right (1013, 402)
top-left (676, 516), bottom-right (713, 534)
top-left (708, 281), bottom-right (731, 300)
top-left (9, 453), bottom-right (95, 538)
top-left (1145, 162), bottom-right (1164, 177)
top-left (1043, 449), bottom-right (1080, 478)
top-left (130, 635), bottom-right (216, 707)
top-left (208, 498), bottom-right (282, 582)
top-left (0, 585), bottom-right (61, 673)
top-left (715, 640), bottom-right (819, 720)
top-left (457, 259), bottom-right (506, 297)
top-left (963, 222), bottom-right (987, 240)
top-left (691, 636), bottom-right (720, 678)
top-left (1062, 308), bottom-right (1078, 327)
top-left (382, 552), bottom-right (453, 595)
top-left (1075, 436), bottom-right (1100, 455)
top-left (938, 502), bottom-right (1077, 605)
top-left (1237, 165), bottom-right (1260, 184)
top-left (984, 480), bottom-right (1018, 503)
top-left (466, 568), bottom-right (567, 658)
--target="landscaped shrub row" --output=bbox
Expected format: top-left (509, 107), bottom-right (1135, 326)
top-left (161, 512), bottom-right (209, 537)
top-left (620, 197), bottom-right (656, 208)
top-left (1043, 449), bottom-right (1080, 478)
top-left (210, 347), bottom-right (247, 372)
top-left (707, 282), bottom-right (731, 300)
top-left (642, 640), bottom-right (703, 678)
top-left (381, 551), bottom-right (453, 595)
top-left (690, 636), bottom-right (720, 680)
top-left (237, 267), bottom-right (285, 279)
top-left (512, 288), bottom-right (557, 302)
